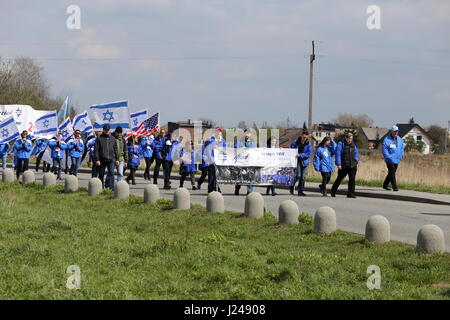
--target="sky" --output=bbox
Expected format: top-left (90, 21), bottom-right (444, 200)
top-left (1, 0), bottom-right (449, 129)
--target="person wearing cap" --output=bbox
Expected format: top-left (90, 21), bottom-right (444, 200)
top-left (112, 127), bottom-right (128, 182)
top-left (67, 129), bottom-right (84, 176)
top-left (331, 132), bottom-right (359, 198)
top-left (382, 125), bottom-right (404, 191)
top-left (290, 129), bottom-right (312, 196)
top-left (94, 124), bottom-right (119, 189)
top-left (13, 130), bottom-right (33, 180)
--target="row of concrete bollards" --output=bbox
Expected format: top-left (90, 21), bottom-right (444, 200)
top-left (2, 168), bottom-right (446, 254)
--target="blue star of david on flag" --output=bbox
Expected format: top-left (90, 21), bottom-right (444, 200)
top-left (133, 118), bottom-right (139, 126)
top-left (102, 110), bottom-right (114, 122)
top-left (62, 130), bottom-right (69, 139)
top-left (1, 128), bottom-right (9, 138)
top-left (43, 119), bottom-right (50, 128)
top-left (82, 119), bottom-right (87, 125)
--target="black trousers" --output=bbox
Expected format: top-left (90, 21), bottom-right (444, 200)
top-left (207, 164), bottom-right (217, 193)
top-left (144, 156), bottom-right (154, 177)
top-left (383, 163), bottom-right (399, 190)
top-left (197, 167), bottom-right (208, 188)
top-left (320, 172), bottom-right (331, 189)
top-left (163, 160), bottom-right (173, 186)
top-left (332, 167), bottom-right (357, 195)
top-left (153, 158), bottom-right (163, 183)
top-left (127, 167), bottom-right (137, 183)
top-left (16, 158), bottom-right (29, 178)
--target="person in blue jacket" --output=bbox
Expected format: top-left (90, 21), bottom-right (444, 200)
top-left (160, 132), bottom-right (180, 190)
top-left (126, 135), bottom-right (140, 185)
top-left (234, 129), bottom-right (257, 195)
top-left (382, 125), bottom-right (405, 191)
top-left (313, 136), bottom-right (337, 196)
top-left (13, 131), bottom-right (33, 180)
top-left (34, 138), bottom-right (48, 172)
top-left (86, 135), bottom-right (97, 178)
top-left (203, 128), bottom-right (227, 193)
top-left (67, 129), bottom-right (84, 176)
top-left (140, 134), bottom-right (154, 180)
top-left (151, 129), bottom-right (166, 185)
top-left (196, 141), bottom-right (208, 190)
top-left (290, 130), bottom-right (313, 196)
top-left (48, 132), bottom-right (67, 180)
top-left (0, 141), bottom-right (10, 170)
top-left (331, 132), bottom-right (359, 198)
top-left (179, 141), bottom-right (197, 189)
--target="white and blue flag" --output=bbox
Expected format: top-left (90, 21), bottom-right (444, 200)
top-left (90, 100), bottom-right (130, 131)
top-left (130, 109), bottom-right (148, 131)
top-left (0, 116), bottom-right (20, 144)
top-left (34, 111), bottom-right (58, 138)
top-left (59, 118), bottom-right (74, 143)
top-left (57, 96), bottom-right (70, 124)
top-left (73, 111), bottom-right (94, 134)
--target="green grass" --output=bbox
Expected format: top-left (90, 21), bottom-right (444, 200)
top-left (306, 176), bottom-right (450, 195)
top-left (0, 182), bottom-right (449, 299)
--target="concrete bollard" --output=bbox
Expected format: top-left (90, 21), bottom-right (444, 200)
top-left (22, 170), bottom-right (35, 184)
top-left (365, 215), bottom-right (390, 244)
top-left (313, 206), bottom-right (336, 235)
top-left (278, 200), bottom-right (300, 225)
top-left (174, 187), bottom-right (190, 210)
top-left (2, 168), bottom-right (14, 182)
top-left (144, 184), bottom-right (160, 204)
top-left (417, 224), bottom-right (445, 254)
top-left (88, 178), bottom-right (102, 196)
top-left (64, 175), bottom-right (78, 193)
top-left (244, 192), bottom-right (264, 219)
top-left (43, 172), bottom-right (56, 187)
top-left (206, 191), bottom-right (224, 213)
top-left (115, 180), bottom-right (129, 199)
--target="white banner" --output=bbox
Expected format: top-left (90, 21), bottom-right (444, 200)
top-left (0, 104), bottom-right (37, 133)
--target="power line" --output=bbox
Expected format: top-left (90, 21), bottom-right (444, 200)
top-left (321, 54), bottom-right (450, 68)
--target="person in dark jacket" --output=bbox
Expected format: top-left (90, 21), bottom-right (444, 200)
top-left (382, 125), bottom-right (405, 191)
top-left (126, 135), bottom-right (140, 185)
top-left (152, 129), bottom-right (166, 185)
top-left (94, 124), bottom-right (119, 189)
top-left (67, 130), bottom-right (84, 176)
top-left (196, 140), bottom-right (208, 190)
top-left (112, 127), bottom-right (128, 182)
top-left (331, 133), bottom-right (359, 198)
top-left (290, 130), bottom-right (313, 196)
top-left (13, 131), bottom-right (33, 180)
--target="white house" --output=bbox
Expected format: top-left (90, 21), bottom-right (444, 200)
top-left (381, 123), bottom-right (433, 155)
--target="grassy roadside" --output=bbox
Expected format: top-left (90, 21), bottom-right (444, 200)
top-left (0, 182), bottom-right (448, 299)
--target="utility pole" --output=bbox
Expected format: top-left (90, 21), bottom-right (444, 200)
top-left (446, 120), bottom-right (450, 153)
top-left (307, 40), bottom-right (315, 131)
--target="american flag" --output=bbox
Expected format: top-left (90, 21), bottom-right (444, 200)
top-left (127, 112), bottom-right (160, 139)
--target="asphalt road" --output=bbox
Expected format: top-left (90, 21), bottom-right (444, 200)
top-left (26, 170), bottom-right (450, 252)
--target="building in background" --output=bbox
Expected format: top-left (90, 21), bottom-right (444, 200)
top-left (167, 119), bottom-right (213, 148)
top-left (357, 127), bottom-right (389, 150)
top-left (380, 122), bottom-right (433, 155)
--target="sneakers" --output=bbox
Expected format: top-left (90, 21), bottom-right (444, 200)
top-left (330, 191), bottom-right (336, 197)
top-left (298, 191), bottom-right (306, 196)
top-left (347, 194), bottom-right (357, 198)
top-left (393, 188), bottom-right (399, 192)
top-left (272, 192), bottom-right (277, 196)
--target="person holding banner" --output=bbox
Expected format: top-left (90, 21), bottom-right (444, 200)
top-left (94, 124), bottom-right (119, 190)
top-left (313, 136), bottom-right (337, 197)
top-left (234, 129), bottom-right (257, 195)
top-left (67, 130), bottom-right (84, 176)
top-left (140, 135), bottom-right (154, 181)
top-left (48, 131), bottom-right (67, 180)
top-left (13, 131), bottom-right (33, 180)
top-left (0, 142), bottom-right (10, 170)
top-left (290, 130), bottom-right (312, 196)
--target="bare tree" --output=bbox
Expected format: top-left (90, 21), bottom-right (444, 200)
top-left (332, 113), bottom-right (374, 128)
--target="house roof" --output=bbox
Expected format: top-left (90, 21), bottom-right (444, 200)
top-left (279, 128), bottom-right (317, 147)
top-left (359, 127), bottom-right (389, 141)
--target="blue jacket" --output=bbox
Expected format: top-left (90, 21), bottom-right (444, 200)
top-left (335, 140), bottom-right (359, 167)
top-left (127, 145), bottom-right (141, 167)
top-left (290, 139), bottom-right (313, 167)
top-left (382, 135), bottom-right (404, 164)
top-left (67, 139), bottom-right (84, 158)
top-left (203, 137), bottom-right (227, 166)
top-left (166, 140), bottom-right (181, 161)
top-left (140, 137), bottom-right (154, 158)
top-left (180, 150), bottom-right (197, 173)
top-left (14, 139), bottom-right (33, 159)
top-left (48, 139), bottom-right (67, 159)
top-left (151, 136), bottom-right (164, 159)
top-left (0, 142), bottom-right (10, 155)
top-left (87, 139), bottom-right (96, 158)
top-left (35, 139), bottom-right (48, 154)
top-left (313, 141), bottom-right (337, 173)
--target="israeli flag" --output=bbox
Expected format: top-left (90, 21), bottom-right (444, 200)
top-left (90, 100), bottom-right (130, 131)
top-left (0, 116), bottom-right (20, 144)
top-left (59, 118), bottom-right (74, 143)
top-left (130, 109), bottom-right (148, 131)
top-left (57, 96), bottom-right (70, 124)
top-left (34, 111), bottom-right (58, 138)
top-left (73, 111), bottom-right (94, 134)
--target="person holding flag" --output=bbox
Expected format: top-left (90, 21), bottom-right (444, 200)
top-left (67, 129), bottom-right (84, 176)
top-left (13, 130), bottom-right (33, 180)
top-left (48, 131), bottom-right (67, 180)
top-left (34, 138), bottom-right (49, 172)
top-left (0, 141), bottom-right (9, 170)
